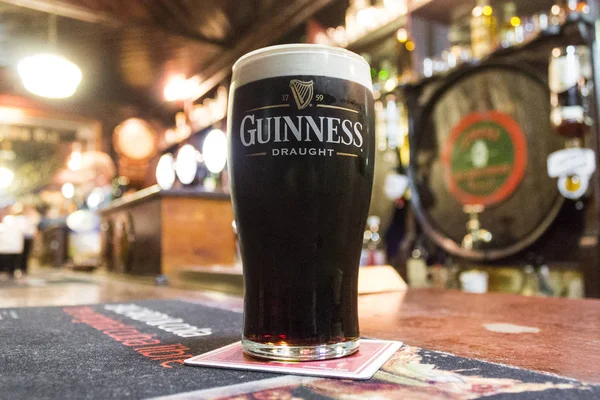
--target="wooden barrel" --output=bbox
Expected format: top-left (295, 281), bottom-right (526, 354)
top-left (408, 64), bottom-right (565, 261)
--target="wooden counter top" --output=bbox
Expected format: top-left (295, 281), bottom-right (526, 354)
top-left (100, 184), bottom-right (230, 214)
top-left (359, 289), bottom-right (600, 383)
top-left (2, 269), bottom-right (600, 383)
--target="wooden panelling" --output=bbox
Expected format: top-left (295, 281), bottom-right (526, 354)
top-left (105, 199), bottom-right (162, 276)
top-left (161, 197), bottom-right (235, 274)
top-left (102, 190), bottom-right (235, 276)
top-left (128, 199), bottom-right (162, 275)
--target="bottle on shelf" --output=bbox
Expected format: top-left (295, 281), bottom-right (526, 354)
top-left (520, 265), bottom-right (540, 296)
top-left (551, 0), bottom-right (589, 26)
top-left (377, 59), bottom-right (392, 90)
top-left (470, 0), bottom-right (497, 59)
top-left (560, 0), bottom-right (589, 14)
top-left (395, 28), bottom-right (415, 82)
top-left (547, 45), bottom-right (595, 200)
top-left (345, 0), bottom-right (370, 42)
top-left (383, 0), bottom-right (407, 15)
top-left (360, 216), bottom-right (387, 266)
top-left (549, 46), bottom-right (592, 139)
top-left (537, 265), bottom-right (555, 296)
top-left (445, 16), bottom-right (472, 74)
top-left (385, 94), bottom-right (400, 149)
top-left (406, 238), bottom-right (429, 288)
top-left (375, 100), bottom-right (387, 151)
top-left (446, 261), bottom-right (462, 290)
top-left (500, 2), bottom-right (523, 48)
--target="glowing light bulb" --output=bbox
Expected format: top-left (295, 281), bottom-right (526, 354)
top-left (384, 78), bottom-right (398, 92)
top-left (68, 149), bottom-right (82, 171)
top-left (164, 75), bottom-right (201, 101)
top-left (356, 7), bottom-right (378, 30)
top-left (175, 145), bottom-right (198, 185)
top-left (396, 28), bottom-right (408, 43)
top-left (156, 154), bottom-right (176, 190)
top-left (202, 129), bottom-right (227, 174)
top-left (86, 188), bottom-right (106, 209)
top-left (17, 53), bottom-right (82, 98)
top-left (62, 182), bottom-right (75, 199)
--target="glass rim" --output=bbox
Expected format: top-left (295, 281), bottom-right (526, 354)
top-left (233, 44), bottom-right (370, 72)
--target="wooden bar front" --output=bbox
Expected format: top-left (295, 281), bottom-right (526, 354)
top-left (100, 186), bottom-right (235, 276)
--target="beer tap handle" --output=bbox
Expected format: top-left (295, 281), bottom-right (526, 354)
top-left (461, 204), bottom-right (492, 250)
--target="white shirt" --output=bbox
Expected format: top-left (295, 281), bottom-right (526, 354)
top-left (2, 215), bottom-right (36, 238)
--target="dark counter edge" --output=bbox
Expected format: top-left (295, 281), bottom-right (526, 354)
top-left (100, 185), bottom-right (231, 215)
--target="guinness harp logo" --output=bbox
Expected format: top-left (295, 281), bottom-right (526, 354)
top-left (289, 79), bottom-right (314, 110)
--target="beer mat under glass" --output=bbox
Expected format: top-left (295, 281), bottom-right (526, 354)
top-left (1, 299), bottom-right (599, 399)
top-left (184, 339), bottom-right (403, 380)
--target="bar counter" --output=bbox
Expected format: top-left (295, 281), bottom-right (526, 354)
top-left (100, 186), bottom-right (235, 276)
top-left (2, 270), bottom-right (599, 384)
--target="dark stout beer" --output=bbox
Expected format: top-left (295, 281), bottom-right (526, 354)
top-left (228, 45), bottom-right (375, 361)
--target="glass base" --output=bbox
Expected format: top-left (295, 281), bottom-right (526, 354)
top-left (241, 338), bottom-right (360, 361)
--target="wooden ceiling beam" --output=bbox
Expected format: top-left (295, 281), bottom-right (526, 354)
top-left (0, 0), bottom-right (228, 47)
top-left (195, 0), bottom-right (336, 99)
top-left (0, 0), bottom-right (120, 25)
top-left (140, 0), bottom-right (232, 47)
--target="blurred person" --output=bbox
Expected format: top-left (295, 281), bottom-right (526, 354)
top-left (3, 203), bottom-right (36, 274)
top-left (35, 203), bottom-right (51, 231)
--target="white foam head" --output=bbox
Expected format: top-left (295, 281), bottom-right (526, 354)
top-left (231, 44), bottom-right (373, 92)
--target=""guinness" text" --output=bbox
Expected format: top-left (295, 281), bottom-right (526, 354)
top-left (240, 115), bottom-right (363, 148)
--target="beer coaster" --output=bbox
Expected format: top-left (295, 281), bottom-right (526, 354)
top-left (184, 339), bottom-right (402, 380)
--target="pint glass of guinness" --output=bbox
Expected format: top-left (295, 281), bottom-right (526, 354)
top-left (228, 44), bottom-right (375, 361)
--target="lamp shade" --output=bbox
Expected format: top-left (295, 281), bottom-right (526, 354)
top-left (175, 144), bottom-right (198, 185)
top-left (113, 118), bottom-right (156, 161)
top-left (202, 129), bottom-right (227, 174)
top-left (17, 53), bottom-right (82, 99)
top-left (156, 153), bottom-right (176, 190)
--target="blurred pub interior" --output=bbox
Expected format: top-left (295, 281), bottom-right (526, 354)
top-left (0, 0), bottom-right (599, 298)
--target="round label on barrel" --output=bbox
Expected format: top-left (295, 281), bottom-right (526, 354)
top-left (442, 111), bottom-right (527, 206)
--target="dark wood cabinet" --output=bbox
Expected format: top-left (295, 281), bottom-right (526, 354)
top-left (100, 186), bottom-right (236, 276)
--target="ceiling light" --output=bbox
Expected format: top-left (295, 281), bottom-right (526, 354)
top-left (164, 74), bottom-right (201, 102)
top-left (17, 15), bottom-right (82, 99)
top-left (18, 53), bottom-right (81, 99)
